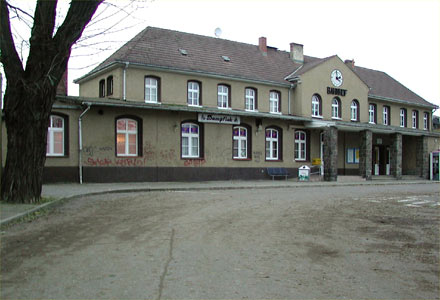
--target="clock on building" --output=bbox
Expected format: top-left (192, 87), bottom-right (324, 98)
top-left (331, 69), bottom-right (343, 87)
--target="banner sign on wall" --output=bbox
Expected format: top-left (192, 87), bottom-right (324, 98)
top-left (198, 113), bottom-right (240, 125)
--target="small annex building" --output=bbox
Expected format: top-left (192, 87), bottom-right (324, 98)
top-left (2, 27), bottom-right (439, 183)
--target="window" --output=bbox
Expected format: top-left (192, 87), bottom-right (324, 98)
top-left (106, 76), bottom-right (113, 96)
top-left (412, 110), bottom-right (419, 129)
top-left (145, 76), bottom-right (160, 103)
top-left (368, 104), bottom-right (377, 124)
top-left (400, 108), bottom-right (407, 127)
top-left (351, 100), bottom-right (359, 121)
top-left (99, 79), bottom-right (105, 98)
top-left (217, 84), bottom-right (230, 108)
top-left (116, 118), bottom-right (140, 156)
top-left (346, 148), bottom-right (360, 164)
top-left (265, 127), bottom-right (282, 160)
top-left (270, 90), bottom-right (281, 113)
top-left (187, 81), bottom-right (201, 106)
top-left (331, 97), bottom-right (341, 119)
top-left (245, 88), bottom-right (257, 111)
top-left (47, 114), bottom-right (67, 156)
top-left (311, 94), bottom-right (322, 117)
top-left (423, 112), bottom-right (429, 130)
top-left (383, 106), bottom-right (390, 125)
top-left (294, 130), bottom-right (307, 161)
top-left (233, 126), bottom-right (251, 159)
top-left (181, 122), bottom-right (202, 158)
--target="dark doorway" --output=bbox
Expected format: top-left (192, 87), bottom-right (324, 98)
top-left (372, 145), bottom-right (390, 175)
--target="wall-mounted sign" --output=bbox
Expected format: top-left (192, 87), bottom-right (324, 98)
top-left (198, 113), bottom-right (240, 124)
top-left (327, 87), bottom-right (347, 96)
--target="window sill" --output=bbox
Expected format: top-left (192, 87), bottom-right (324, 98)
top-left (270, 111), bottom-right (282, 115)
top-left (145, 101), bottom-right (161, 104)
top-left (312, 115), bottom-right (323, 119)
top-left (350, 119), bottom-right (359, 122)
top-left (181, 157), bottom-right (204, 160)
top-left (46, 155), bottom-right (68, 158)
top-left (116, 155), bottom-right (140, 158)
top-left (368, 121), bottom-right (376, 124)
top-left (233, 158), bottom-right (251, 161)
top-left (294, 159), bottom-right (307, 162)
top-left (245, 109), bottom-right (258, 112)
top-left (265, 159), bottom-right (283, 162)
top-left (331, 117), bottom-right (342, 120)
top-left (217, 107), bottom-right (231, 110)
top-left (188, 104), bottom-right (202, 107)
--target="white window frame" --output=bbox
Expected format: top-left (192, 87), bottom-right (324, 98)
top-left (145, 77), bottom-right (158, 103)
top-left (294, 130), bottom-right (306, 161)
top-left (412, 110), bottom-right (418, 129)
top-left (400, 108), bottom-right (406, 127)
top-left (233, 126), bottom-right (248, 159)
top-left (270, 91), bottom-right (280, 113)
top-left (181, 123), bottom-right (200, 158)
top-left (265, 128), bottom-right (279, 160)
top-left (351, 100), bottom-right (358, 121)
top-left (116, 118), bottom-right (138, 157)
top-left (368, 104), bottom-right (376, 124)
top-left (188, 81), bottom-right (200, 106)
top-left (217, 85), bottom-right (229, 109)
top-left (383, 106), bottom-right (389, 125)
top-left (245, 88), bottom-right (256, 111)
top-left (311, 94), bottom-right (321, 117)
top-left (47, 115), bottom-right (65, 156)
top-left (331, 98), bottom-right (340, 119)
top-left (423, 112), bottom-right (429, 130)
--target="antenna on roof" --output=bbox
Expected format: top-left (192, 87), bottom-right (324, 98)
top-left (214, 27), bottom-right (222, 38)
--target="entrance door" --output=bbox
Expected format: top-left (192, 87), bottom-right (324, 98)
top-left (320, 132), bottom-right (324, 175)
top-left (385, 147), bottom-right (390, 175)
top-left (373, 146), bottom-right (380, 175)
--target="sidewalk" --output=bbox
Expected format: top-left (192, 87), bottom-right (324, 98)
top-left (1, 177), bottom-right (438, 227)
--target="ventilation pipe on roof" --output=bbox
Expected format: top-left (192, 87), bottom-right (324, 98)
top-left (344, 59), bottom-right (355, 68)
top-left (259, 37), bottom-right (267, 56)
top-left (290, 43), bottom-right (304, 64)
top-left (79, 102), bottom-right (91, 184)
top-left (123, 62), bottom-right (129, 101)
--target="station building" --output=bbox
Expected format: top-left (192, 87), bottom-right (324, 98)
top-left (2, 27), bottom-right (439, 183)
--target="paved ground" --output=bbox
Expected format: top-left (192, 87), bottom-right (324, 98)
top-left (1, 183), bottom-right (439, 299)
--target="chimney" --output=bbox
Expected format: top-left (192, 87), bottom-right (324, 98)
top-left (259, 37), bottom-right (267, 56)
top-left (344, 59), bottom-right (355, 68)
top-left (290, 42), bottom-right (304, 64)
top-left (56, 69), bottom-right (68, 96)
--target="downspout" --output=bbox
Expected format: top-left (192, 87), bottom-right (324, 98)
top-left (78, 102), bottom-right (92, 184)
top-left (288, 84), bottom-right (294, 115)
top-left (123, 62), bottom-right (129, 101)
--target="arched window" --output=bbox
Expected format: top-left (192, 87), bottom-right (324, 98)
top-left (99, 79), bottom-right (105, 98)
top-left (188, 81), bottom-right (201, 106)
top-left (265, 127), bottom-right (282, 160)
top-left (245, 88), bottom-right (257, 111)
top-left (181, 122), bottom-right (200, 158)
top-left (294, 130), bottom-right (307, 161)
top-left (106, 76), bottom-right (113, 96)
top-left (331, 97), bottom-right (341, 119)
top-left (311, 94), bottom-right (322, 117)
top-left (47, 114), bottom-right (67, 156)
top-left (116, 118), bottom-right (139, 156)
top-left (351, 100), bottom-right (359, 121)
top-left (233, 126), bottom-right (248, 159)
top-left (145, 76), bottom-right (160, 103)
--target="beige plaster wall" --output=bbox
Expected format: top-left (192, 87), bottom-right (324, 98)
top-left (297, 56), bottom-right (370, 122)
top-left (79, 68), bottom-right (123, 99)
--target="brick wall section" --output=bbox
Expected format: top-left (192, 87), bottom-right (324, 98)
top-left (390, 133), bottom-right (402, 179)
top-left (415, 135), bottom-right (429, 179)
top-left (323, 126), bottom-right (338, 181)
top-left (359, 130), bottom-right (372, 180)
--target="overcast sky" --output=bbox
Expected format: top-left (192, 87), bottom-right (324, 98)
top-left (3, 0), bottom-right (440, 114)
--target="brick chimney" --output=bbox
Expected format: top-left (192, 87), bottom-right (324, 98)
top-left (290, 42), bottom-right (304, 64)
top-left (259, 37), bottom-right (267, 56)
top-left (344, 59), bottom-right (355, 68)
top-left (56, 69), bottom-right (68, 96)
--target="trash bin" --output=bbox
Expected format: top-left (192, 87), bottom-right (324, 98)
top-left (298, 165), bottom-right (310, 182)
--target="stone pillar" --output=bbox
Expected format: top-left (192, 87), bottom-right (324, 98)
top-left (415, 135), bottom-right (429, 179)
top-left (390, 133), bottom-right (402, 180)
top-left (323, 126), bottom-right (338, 181)
top-left (359, 130), bottom-right (372, 180)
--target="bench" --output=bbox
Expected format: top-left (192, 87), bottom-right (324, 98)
top-left (267, 167), bottom-right (290, 181)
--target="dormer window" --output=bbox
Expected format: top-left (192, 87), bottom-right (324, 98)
top-left (106, 76), bottom-right (113, 96)
top-left (221, 55), bottom-right (231, 62)
top-left (179, 48), bottom-right (188, 55)
top-left (99, 79), bottom-right (105, 98)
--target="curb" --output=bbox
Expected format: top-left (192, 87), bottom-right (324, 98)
top-left (1, 180), bottom-right (438, 228)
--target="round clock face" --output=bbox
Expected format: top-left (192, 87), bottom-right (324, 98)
top-left (331, 69), bottom-right (343, 87)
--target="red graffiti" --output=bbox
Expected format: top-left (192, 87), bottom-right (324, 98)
top-left (184, 158), bottom-right (206, 167)
top-left (160, 149), bottom-right (176, 161)
top-left (115, 157), bottom-right (148, 166)
top-left (86, 157), bottom-right (112, 166)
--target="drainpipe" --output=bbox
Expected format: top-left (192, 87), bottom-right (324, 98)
top-left (78, 102), bottom-right (91, 184)
top-left (123, 62), bottom-right (129, 100)
top-left (288, 84), bottom-right (294, 115)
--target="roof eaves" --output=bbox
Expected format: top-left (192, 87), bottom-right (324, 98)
top-left (73, 61), bottom-right (123, 84)
top-left (368, 94), bottom-right (438, 110)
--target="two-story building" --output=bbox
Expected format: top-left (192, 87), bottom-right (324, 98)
top-left (3, 26), bottom-right (439, 183)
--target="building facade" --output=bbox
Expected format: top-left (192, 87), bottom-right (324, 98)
top-left (2, 27), bottom-right (439, 182)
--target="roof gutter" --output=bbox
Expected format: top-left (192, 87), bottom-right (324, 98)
top-left (369, 94), bottom-right (438, 110)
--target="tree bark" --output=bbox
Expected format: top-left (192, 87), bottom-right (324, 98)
top-left (0, 0), bottom-right (103, 203)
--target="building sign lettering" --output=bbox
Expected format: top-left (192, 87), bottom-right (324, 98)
top-left (327, 87), bottom-right (347, 96)
top-left (198, 113), bottom-right (240, 124)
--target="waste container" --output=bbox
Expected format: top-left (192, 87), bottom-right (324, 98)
top-left (298, 165), bottom-right (310, 182)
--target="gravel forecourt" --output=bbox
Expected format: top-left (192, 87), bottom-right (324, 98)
top-left (1, 183), bottom-right (439, 299)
